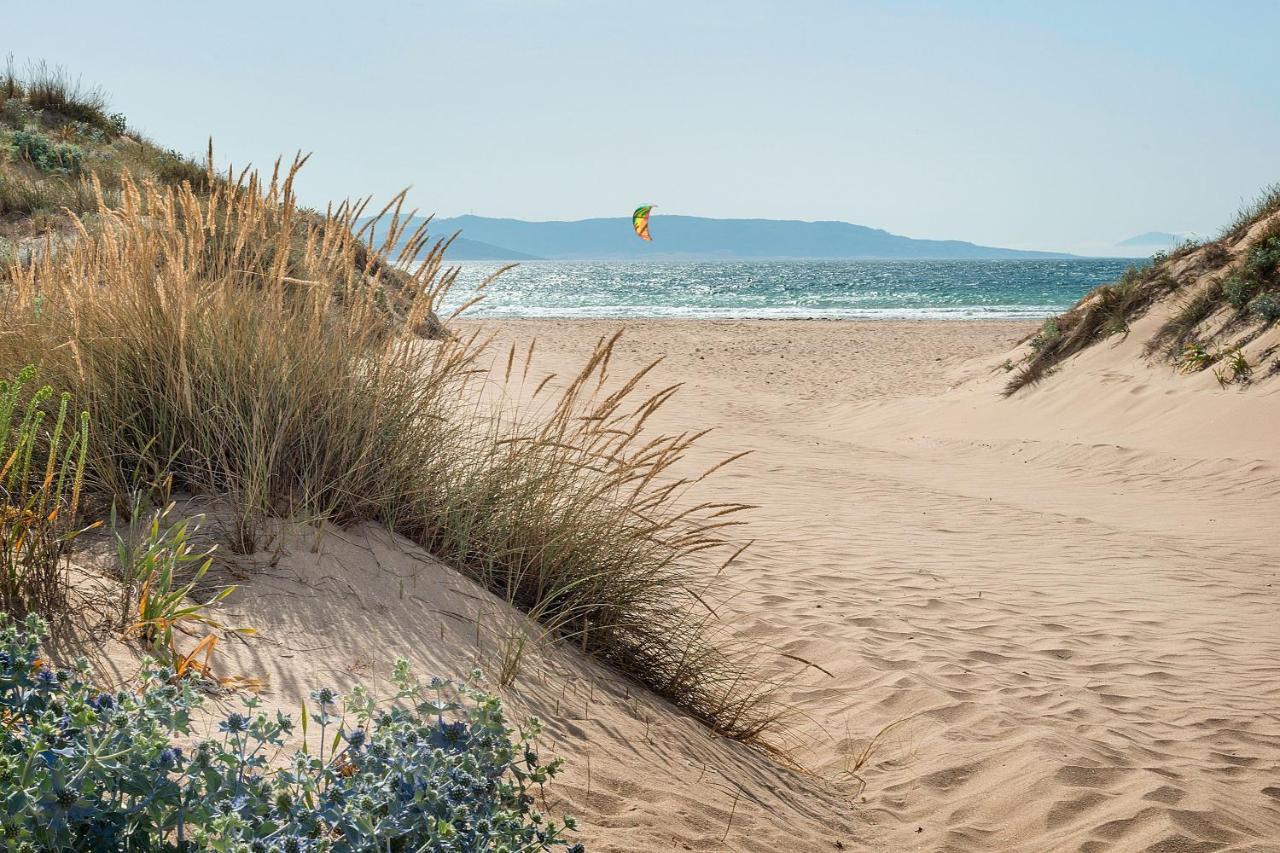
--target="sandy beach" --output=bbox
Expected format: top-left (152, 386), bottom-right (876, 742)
top-left (5, 21), bottom-right (1278, 850)
top-left (438, 317), bottom-right (1280, 851)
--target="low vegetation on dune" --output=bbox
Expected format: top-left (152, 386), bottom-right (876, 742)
top-left (0, 613), bottom-right (581, 851)
top-left (1, 59), bottom-right (198, 235)
top-left (0, 59), bottom-right (785, 847)
top-left (1005, 184), bottom-right (1280, 394)
top-left (0, 58), bottom-right (445, 339)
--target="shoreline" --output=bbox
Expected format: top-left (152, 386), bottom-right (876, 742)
top-left (449, 312), bottom-right (1054, 322)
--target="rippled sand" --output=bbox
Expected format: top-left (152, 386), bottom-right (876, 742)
top-left (453, 318), bottom-right (1280, 851)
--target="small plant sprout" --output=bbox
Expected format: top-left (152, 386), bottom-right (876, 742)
top-left (1179, 343), bottom-right (1213, 374)
top-left (113, 501), bottom-right (252, 676)
top-left (1228, 349), bottom-right (1251, 383)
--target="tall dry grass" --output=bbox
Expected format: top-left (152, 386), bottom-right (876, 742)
top-left (0, 160), bottom-right (775, 741)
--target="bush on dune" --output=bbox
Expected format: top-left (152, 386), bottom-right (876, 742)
top-left (0, 613), bottom-right (580, 851)
top-left (0, 159), bottom-right (776, 742)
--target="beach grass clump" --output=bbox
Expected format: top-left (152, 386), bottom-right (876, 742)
top-left (398, 332), bottom-right (771, 738)
top-left (1005, 265), bottom-right (1174, 394)
top-left (1146, 279), bottom-right (1224, 358)
top-left (0, 612), bottom-right (581, 851)
top-left (1221, 183), bottom-right (1280, 243)
top-left (0, 160), bottom-right (775, 742)
top-left (0, 367), bottom-right (91, 619)
top-left (1222, 273), bottom-right (1261, 310)
top-left (11, 59), bottom-right (113, 134)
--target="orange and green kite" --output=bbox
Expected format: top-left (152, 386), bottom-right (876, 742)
top-left (632, 205), bottom-right (654, 241)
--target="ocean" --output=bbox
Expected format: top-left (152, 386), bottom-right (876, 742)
top-left (441, 258), bottom-right (1136, 321)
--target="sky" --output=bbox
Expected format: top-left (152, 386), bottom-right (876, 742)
top-left (5, 0), bottom-right (1279, 255)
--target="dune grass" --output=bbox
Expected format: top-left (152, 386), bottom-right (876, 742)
top-left (0, 368), bottom-right (91, 619)
top-left (1004, 265), bottom-right (1176, 394)
top-left (1146, 218), bottom-right (1280, 359)
top-left (1221, 183), bottom-right (1280, 243)
top-left (1007, 184), bottom-right (1280, 394)
top-left (11, 60), bottom-right (114, 133)
top-left (0, 160), bottom-right (776, 742)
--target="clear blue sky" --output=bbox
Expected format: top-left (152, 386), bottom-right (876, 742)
top-left (6, 0), bottom-right (1278, 254)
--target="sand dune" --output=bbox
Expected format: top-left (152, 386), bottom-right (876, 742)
top-left (171, 315), bottom-right (1280, 851)
top-left (449, 318), bottom-right (1280, 851)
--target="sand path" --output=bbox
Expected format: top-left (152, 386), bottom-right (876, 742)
top-left (459, 319), bottom-right (1280, 852)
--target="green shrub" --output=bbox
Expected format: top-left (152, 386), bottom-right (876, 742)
top-left (0, 613), bottom-right (582, 851)
top-left (1246, 235), bottom-right (1280, 279)
top-left (1251, 293), bottom-right (1280, 325)
top-left (151, 147), bottom-right (209, 189)
top-left (1, 97), bottom-right (34, 128)
top-left (1029, 318), bottom-right (1061, 353)
top-left (11, 129), bottom-right (83, 174)
top-left (1222, 274), bottom-right (1260, 310)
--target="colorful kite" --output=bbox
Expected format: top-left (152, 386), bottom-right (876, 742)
top-left (632, 205), bottom-right (654, 241)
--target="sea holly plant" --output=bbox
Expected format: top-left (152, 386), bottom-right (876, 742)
top-left (0, 613), bottom-right (583, 851)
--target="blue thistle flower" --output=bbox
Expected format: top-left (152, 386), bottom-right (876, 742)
top-left (220, 712), bottom-right (249, 734)
top-left (157, 746), bottom-right (183, 769)
top-left (35, 667), bottom-right (57, 691)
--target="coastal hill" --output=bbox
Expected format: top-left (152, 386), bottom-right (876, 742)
top-left (1006, 186), bottom-right (1280, 394)
top-left (361, 213), bottom-right (1076, 260)
top-left (1116, 230), bottom-right (1188, 248)
top-left (438, 234), bottom-right (539, 260)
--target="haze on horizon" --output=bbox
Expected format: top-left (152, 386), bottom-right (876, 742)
top-left (6, 0), bottom-right (1278, 256)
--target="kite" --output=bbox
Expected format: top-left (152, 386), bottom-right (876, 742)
top-left (632, 205), bottom-right (654, 241)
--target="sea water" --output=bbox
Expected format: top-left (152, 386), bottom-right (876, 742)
top-left (442, 258), bottom-right (1135, 321)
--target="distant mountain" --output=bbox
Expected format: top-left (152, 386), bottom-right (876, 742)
top-left (1115, 231), bottom-right (1187, 248)
top-left (359, 214), bottom-right (1074, 260)
top-left (437, 236), bottom-right (539, 261)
